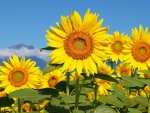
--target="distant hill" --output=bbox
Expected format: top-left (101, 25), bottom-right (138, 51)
top-left (0, 43), bottom-right (50, 70)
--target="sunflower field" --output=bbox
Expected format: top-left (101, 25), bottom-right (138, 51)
top-left (1, 8), bottom-right (150, 113)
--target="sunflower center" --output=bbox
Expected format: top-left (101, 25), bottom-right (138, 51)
top-left (121, 70), bottom-right (128, 76)
top-left (73, 38), bottom-right (86, 50)
top-left (64, 32), bottom-right (93, 60)
top-left (48, 76), bottom-right (58, 88)
top-left (139, 47), bottom-right (146, 55)
top-left (111, 41), bottom-right (123, 54)
top-left (8, 68), bottom-right (28, 87)
top-left (132, 41), bottom-right (150, 62)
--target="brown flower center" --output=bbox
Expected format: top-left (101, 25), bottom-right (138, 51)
top-left (132, 41), bottom-right (150, 62)
top-left (111, 41), bottom-right (123, 54)
top-left (8, 68), bottom-right (28, 87)
top-left (64, 32), bottom-right (93, 60)
top-left (48, 76), bottom-right (58, 88)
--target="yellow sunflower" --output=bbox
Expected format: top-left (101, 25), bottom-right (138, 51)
top-left (116, 63), bottom-right (132, 77)
top-left (96, 62), bottom-right (114, 96)
top-left (123, 25), bottom-right (150, 70)
top-left (96, 79), bottom-right (111, 96)
top-left (97, 62), bottom-right (114, 75)
top-left (108, 31), bottom-right (129, 63)
top-left (45, 8), bottom-right (110, 76)
top-left (41, 68), bottom-right (66, 88)
top-left (129, 91), bottom-right (138, 98)
top-left (139, 85), bottom-right (150, 97)
top-left (0, 54), bottom-right (40, 93)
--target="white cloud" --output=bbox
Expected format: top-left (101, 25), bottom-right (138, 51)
top-left (0, 47), bottom-right (50, 61)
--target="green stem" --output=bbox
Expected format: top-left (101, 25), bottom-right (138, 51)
top-left (110, 61), bottom-right (114, 69)
top-left (75, 72), bottom-right (79, 110)
top-left (66, 72), bottom-right (70, 96)
top-left (148, 99), bottom-right (150, 113)
top-left (17, 98), bottom-right (21, 113)
top-left (94, 84), bottom-right (98, 108)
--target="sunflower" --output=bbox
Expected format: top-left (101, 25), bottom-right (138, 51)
top-left (108, 31), bottom-right (129, 63)
top-left (45, 8), bottom-right (110, 76)
top-left (123, 25), bottom-right (150, 70)
top-left (96, 79), bottom-right (111, 96)
top-left (0, 54), bottom-right (40, 93)
top-left (116, 63), bottom-right (132, 77)
top-left (97, 62), bottom-right (114, 75)
top-left (139, 85), bottom-right (150, 97)
top-left (41, 68), bottom-right (66, 88)
top-left (129, 91), bottom-right (138, 98)
top-left (96, 62), bottom-right (114, 96)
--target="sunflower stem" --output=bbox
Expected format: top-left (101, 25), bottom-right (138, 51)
top-left (75, 71), bottom-right (79, 110)
top-left (110, 60), bottom-right (114, 69)
top-left (17, 98), bottom-right (21, 113)
top-left (148, 98), bottom-right (150, 113)
top-left (66, 72), bottom-right (70, 96)
top-left (94, 83), bottom-right (98, 108)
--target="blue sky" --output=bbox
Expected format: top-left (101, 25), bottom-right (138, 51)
top-left (0, 0), bottom-right (150, 49)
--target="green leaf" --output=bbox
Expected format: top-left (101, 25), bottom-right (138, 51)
top-left (80, 87), bottom-right (93, 94)
top-left (94, 105), bottom-right (116, 113)
top-left (94, 73), bottom-right (118, 83)
top-left (9, 88), bottom-right (40, 98)
top-left (138, 70), bottom-right (150, 74)
top-left (0, 96), bottom-right (14, 107)
top-left (72, 109), bottom-right (85, 113)
top-left (128, 108), bottom-right (142, 113)
top-left (135, 77), bottom-right (150, 85)
top-left (61, 95), bottom-right (75, 104)
top-left (40, 46), bottom-right (55, 51)
top-left (133, 96), bottom-right (148, 109)
top-left (101, 95), bottom-right (125, 108)
top-left (50, 98), bottom-right (61, 106)
top-left (42, 64), bottom-right (63, 75)
top-left (123, 96), bottom-right (147, 108)
top-left (121, 76), bottom-right (143, 87)
top-left (61, 95), bottom-right (86, 104)
top-left (45, 102), bottom-right (69, 113)
top-left (37, 88), bottom-right (59, 96)
top-left (113, 89), bottom-right (127, 102)
top-left (9, 88), bottom-right (52, 103)
top-left (123, 97), bottom-right (137, 107)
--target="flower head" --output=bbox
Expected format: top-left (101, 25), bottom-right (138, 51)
top-left (41, 68), bottom-right (66, 88)
top-left (0, 54), bottom-right (40, 93)
top-left (108, 31), bottom-right (129, 63)
top-left (123, 25), bottom-right (150, 70)
top-left (97, 62), bottom-right (114, 75)
top-left (116, 63), bottom-right (132, 77)
top-left (45, 8), bottom-right (110, 75)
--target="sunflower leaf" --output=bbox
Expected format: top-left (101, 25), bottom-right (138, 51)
top-left (94, 105), bottom-right (116, 113)
top-left (121, 76), bottom-right (143, 87)
top-left (128, 108), bottom-right (142, 113)
top-left (101, 95), bottom-right (125, 108)
top-left (40, 46), bottom-right (56, 52)
top-left (93, 73), bottom-right (118, 83)
top-left (138, 70), bottom-right (150, 74)
top-left (42, 64), bottom-right (63, 75)
top-left (0, 96), bottom-right (14, 107)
